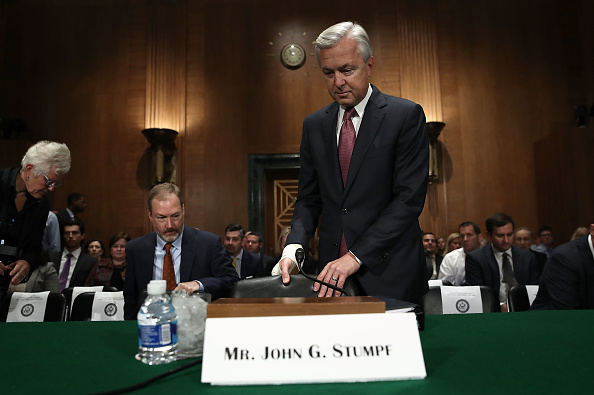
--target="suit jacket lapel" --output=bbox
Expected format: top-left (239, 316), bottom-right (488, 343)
top-left (323, 103), bottom-right (343, 192)
top-left (344, 86), bottom-right (386, 195)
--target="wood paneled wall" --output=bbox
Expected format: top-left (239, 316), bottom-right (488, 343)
top-left (0, 0), bottom-right (592, 248)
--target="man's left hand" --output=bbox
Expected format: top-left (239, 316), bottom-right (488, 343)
top-left (174, 281), bottom-right (201, 293)
top-left (314, 253), bottom-right (360, 297)
top-left (0, 260), bottom-right (31, 285)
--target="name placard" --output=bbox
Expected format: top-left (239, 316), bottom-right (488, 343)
top-left (201, 313), bottom-right (426, 385)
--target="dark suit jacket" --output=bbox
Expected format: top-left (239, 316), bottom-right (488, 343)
top-left (238, 249), bottom-right (265, 279)
top-left (426, 254), bottom-right (443, 280)
top-left (465, 244), bottom-right (540, 298)
top-left (531, 235), bottom-right (594, 310)
top-left (123, 226), bottom-right (239, 319)
top-left (50, 250), bottom-right (97, 288)
top-left (286, 85), bottom-right (429, 303)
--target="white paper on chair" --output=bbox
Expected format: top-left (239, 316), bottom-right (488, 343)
top-left (7, 291), bottom-right (50, 322)
top-left (91, 291), bottom-right (124, 321)
top-left (71, 286), bottom-right (103, 306)
top-left (440, 286), bottom-right (483, 314)
top-left (526, 285), bottom-right (539, 306)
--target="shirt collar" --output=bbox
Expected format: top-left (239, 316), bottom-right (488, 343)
top-left (491, 244), bottom-right (511, 258)
top-left (338, 84), bottom-right (373, 122)
top-left (589, 234), bottom-right (594, 260)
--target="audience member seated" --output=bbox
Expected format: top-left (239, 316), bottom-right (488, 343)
top-left (8, 261), bottom-right (59, 293)
top-left (84, 239), bottom-right (105, 260)
top-left (438, 221), bottom-right (483, 286)
top-left (423, 232), bottom-right (442, 280)
top-left (515, 226), bottom-right (547, 274)
top-left (466, 213), bottom-right (540, 312)
top-left (531, 225), bottom-right (554, 257)
top-left (244, 231), bottom-right (276, 276)
top-left (224, 224), bottom-right (265, 279)
top-left (50, 219), bottom-right (96, 292)
top-left (443, 233), bottom-right (461, 256)
top-left (571, 226), bottom-right (588, 241)
top-left (436, 236), bottom-right (446, 257)
top-left (85, 232), bottom-right (130, 290)
top-left (531, 223), bottom-right (594, 310)
top-left (123, 183), bottom-right (239, 320)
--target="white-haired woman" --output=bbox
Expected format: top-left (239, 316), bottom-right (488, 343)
top-left (0, 140), bottom-right (70, 302)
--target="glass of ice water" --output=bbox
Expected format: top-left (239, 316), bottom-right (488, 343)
top-left (171, 289), bottom-right (211, 359)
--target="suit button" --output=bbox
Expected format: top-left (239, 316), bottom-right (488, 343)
top-left (341, 208), bottom-right (348, 215)
top-left (334, 242), bottom-right (339, 247)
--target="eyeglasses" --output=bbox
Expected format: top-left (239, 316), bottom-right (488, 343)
top-left (41, 171), bottom-right (63, 189)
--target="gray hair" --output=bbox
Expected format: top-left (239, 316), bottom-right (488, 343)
top-left (148, 182), bottom-right (183, 213)
top-left (21, 140), bottom-right (71, 176)
top-left (315, 21), bottom-right (373, 66)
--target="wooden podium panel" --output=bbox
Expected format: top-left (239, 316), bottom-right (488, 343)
top-left (207, 296), bottom-right (385, 318)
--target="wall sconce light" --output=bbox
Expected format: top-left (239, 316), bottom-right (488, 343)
top-left (142, 128), bottom-right (178, 186)
top-left (425, 121), bottom-right (445, 184)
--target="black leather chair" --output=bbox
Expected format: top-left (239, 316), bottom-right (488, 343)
top-left (508, 285), bottom-right (537, 312)
top-left (0, 292), bottom-right (66, 322)
top-left (62, 286), bottom-right (119, 320)
top-left (230, 275), bottom-right (360, 298)
top-left (421, 285), bottom-right (499, 315)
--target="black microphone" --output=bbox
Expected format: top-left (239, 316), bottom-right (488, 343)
top-left (295, 248), bottom-right (349, 296)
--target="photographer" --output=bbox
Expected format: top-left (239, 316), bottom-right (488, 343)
top-left (0, 141), bottom-right (70, 305)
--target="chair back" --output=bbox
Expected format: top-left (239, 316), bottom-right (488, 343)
top-left (508, 285), bottom-right (539, 312)
top-left (62, 286), bottom-right (119, 320)
top-left (70, 291), bottom-right (124, 321)
top-left (422, 285), bottom-right (499, 315)
top-left (0, 292), bottom-right (66, 322)
top-left (229, 275), bottom-right (360, 298)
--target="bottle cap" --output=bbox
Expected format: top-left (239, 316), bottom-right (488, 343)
top-left (147, 280), bottom-right (167, 295)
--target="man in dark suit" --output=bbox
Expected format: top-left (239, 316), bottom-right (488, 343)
top-left (224, 225), bottom-right (265, 279)
top-left (466, 213), bottom-right (540, 312)
top-left (123, 183), bottom-right (239, 320)
top-left (274, 22), bottom-right (429, 303)
top-left (423, 232), bottom-right (443, 280)
top-left (50, 219), bottom-right (96, 291)
top-left (531, 223), bottom-right (594, 310)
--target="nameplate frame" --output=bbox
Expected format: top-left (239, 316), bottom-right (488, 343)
top-left (201, 313), bottom-right (426, 385)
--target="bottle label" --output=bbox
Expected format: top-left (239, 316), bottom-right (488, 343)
top-left (138, 322), bottom-right (178, 347)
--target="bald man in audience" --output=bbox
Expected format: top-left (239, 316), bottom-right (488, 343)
top-left (532, 222), bottom-right (594, 310)
top-left (438, 221), bottom-right (483, 286)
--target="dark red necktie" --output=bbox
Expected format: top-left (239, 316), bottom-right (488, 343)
top-left (338, 107), bottom-right (357, 257)
top-left (338, 107), bottom-right (357, 186)
top-left (163, 243), bottom-right (176, 290)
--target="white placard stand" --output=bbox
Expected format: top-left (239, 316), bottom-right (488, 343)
top-left (7, 291), bottom-right (50, 322)
top-left (201, 313), bottom-right (426, 385)
top-left (91, 291), bottom-right (124, 321)
top-left (440, 286), bottom-right (483, 314)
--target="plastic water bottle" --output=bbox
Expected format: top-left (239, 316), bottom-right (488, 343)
top-left (137, 280), bottom-right (178, 365)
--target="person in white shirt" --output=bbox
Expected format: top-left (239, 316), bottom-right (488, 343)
top-left (438, 221), bottom-right (483, 285)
